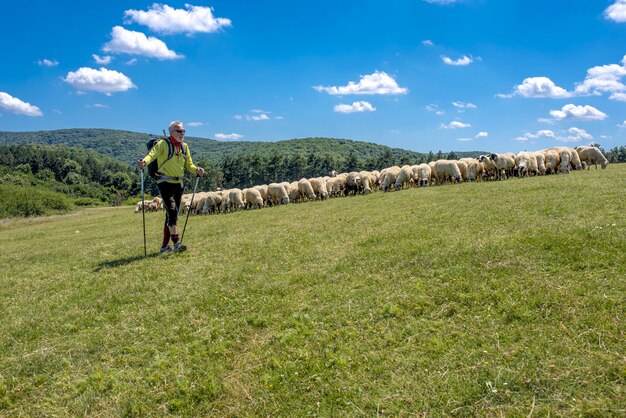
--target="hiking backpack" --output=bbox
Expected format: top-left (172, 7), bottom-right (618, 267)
top-left (146, 136), bottom-right (176, 179)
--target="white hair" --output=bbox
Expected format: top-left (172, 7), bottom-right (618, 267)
top-left (168, 120), bottom-right (184, 132)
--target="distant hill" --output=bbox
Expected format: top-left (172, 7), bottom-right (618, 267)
top-left (0, 129), bottom-right (487, 165)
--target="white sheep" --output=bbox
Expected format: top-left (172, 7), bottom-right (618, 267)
top-left (542, 149), bottom-right (561, 174)
top-left (253, 185), bottom-right (269, 206)
top-left (460, 158), bottom-right (482, 182)
top-left (515, 151), bottom-right (534, 177)
top-left (478, 155), bottom-right (497, 181)
top-left (434, 159), bottom-right (462, 184)
top-left (326, 176), bottom-right (345, 197)
top-left (416, 163), bottom-right (432, 187)
top-left (243, 188), bottom-right (264, 209)
top-left (268, 183), bottom-right (290, 205)
top-left (575, 146), bottom-right (609, 170)
top-left (227, 188), bottom-right (245, 212)
top-left (298, 178), bottom-right (317, 201)
top-left (308, 177), bottom-right (328, 200)
top-left (201, 191), bottom-right (224, 214)
top-left (533, 152), bottom-right (546, 175)
top-left (358, 171), bottom-right (374, 194)
top-left (344, 172), bottom-right (362, 195)
top-left (380, 166), bottom-right (401, 192)
top-left (488, 153), bottom-right (515, 180)
top-left (455, 160), bottom-right (468, 182)
top-left (395, 165), bottom-right (414, 190)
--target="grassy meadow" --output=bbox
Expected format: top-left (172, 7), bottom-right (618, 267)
top-left (0, 166), bottom-right (624, 416)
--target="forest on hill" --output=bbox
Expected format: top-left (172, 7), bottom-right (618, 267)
top-left (0, 128), bottom-right (484, 165)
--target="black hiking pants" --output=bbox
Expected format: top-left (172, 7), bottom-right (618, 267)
top-left (158, 181), bottom-right (184, 227)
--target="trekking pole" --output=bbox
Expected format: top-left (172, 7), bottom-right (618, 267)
top-left (180, 175), bottom-right (199, 244)
top-left (140, 168), bottom-right (147, 257)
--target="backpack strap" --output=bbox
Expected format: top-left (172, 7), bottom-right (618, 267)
top-left (156, 137), bottom-right (177, 177)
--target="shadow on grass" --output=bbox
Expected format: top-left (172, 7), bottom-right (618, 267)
top-left (94, 252), bottom-right (160, 271)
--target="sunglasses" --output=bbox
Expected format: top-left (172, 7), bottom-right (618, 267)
top-left (174, 129), bottom-right (185, 133)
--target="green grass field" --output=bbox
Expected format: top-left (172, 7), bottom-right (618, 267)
top-left (1, 166), bottom-right (624, 416)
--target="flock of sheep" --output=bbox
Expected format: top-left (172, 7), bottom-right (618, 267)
top-left (135, 145), bottom-right (609, 215)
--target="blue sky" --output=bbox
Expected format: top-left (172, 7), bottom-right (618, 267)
top-left (2, 0), bottom-right (626, 153)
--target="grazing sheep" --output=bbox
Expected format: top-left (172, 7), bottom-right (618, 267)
top-left (533, 152), bottom-right (546, 175)
top-left (227, 188), bottom-right (245, 212)
top-left (308, 177), bottom-right (328, 200)
top-left (454, 160), bottom-right (468, 182)
top-left (253, 185), bottom-right (269, 206)
top-left (380, 166), bottom-right (401, 192)
top-left (542, 149), bottom-right (560, 174)
top-left (344, 172), bottom-right (362, 196)
top-left (549, 147), bottom-right (582, 173)
top-left (201, 191), bottom-right (224, 214)
top-left (416, 163), bottom-right (432, 187)
top-left (434, 159), bottom-right (462, 184)
top-left (478, 155), bottom-right (497, 181)
top-left (371, 170), bottom-right (381, 190)
top-left (268, 183), bottom-right (290, 205)
top-left (243, 188), bottom-right (264, 209)
top-left (358, 171), bottom-right (374, 194)
top-left (460, 158), bottom-right (482, 182)
top-left (515, 151), bottom-right (534, 177)
top-left (576, 146), bottom-right (609, 170)
top-left (326, 176), bottom-right (345, 197)
top-left (298, 178), bottom-right (316, 201)
top-left (428, 161), bottom-right (438, 185)
top-left (395, 165), bottom-right (414, 190)
top-left (489, 153), bottom-right (515, 180)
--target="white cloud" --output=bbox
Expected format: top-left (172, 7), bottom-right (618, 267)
top-left (605, 0), bottom-right (626, 22)
top-left (126, 58), bottom-right (138, 65)
top-left (515, 130), bottom-right (556, 141)
top-left (64, 67), bottom-right (136, 95)
top-left (187, 121), bottom-right (205, 127)
top-left (575, 63), bottom-right (626, 97)
top-left (509, 76), bottom-right (572, 98)
top-left (424, 0), bottom-right (461, 4)
top-left (124, 4), bottom-right (232, 35)
top-left (452, 101), bottom-right (477, 110)
top-left (215, 133), bottom-right (243, 140)
top-left (549, 104), bottom-right (607, 121)
top-left (537, 129), bottom-right (556, 138)
top-left (619, 120), bottom-right (626, 128)
top-left (441, 121), bottom-right (471, 129)
top-left (0, 92), bottom-right (43, 116)
top-left (85, 103), bottom-right (109, 109)
top-left (425, 104), bottom-right (444, 115)
top-left (456, 138), bottom-right (472, 141)
top-left (314, 71), bottom-right (408, 95)
top-left (103, 26), bottom-right (182, 60)
top-left (334, 101), bottom-right (376, 113)
top-left (92, 54), bottom-right (112, 65)
top-left (422, 39), bottom-right (434, 47)
top-left (567, 127), bottom-right (593, 140)
top-left (38, 58), bottom-right (58, 67)
top-left (609, 91), bottom-right (626, 101)
top-left (249, 113), bottom-right (270, 121)
top-left (441, 55), bottom-right (473, 66)
top-left (475, 131), bottom-right (488, 138)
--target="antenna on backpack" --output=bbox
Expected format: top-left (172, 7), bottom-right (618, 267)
top-left (163, 129), bottom-right (167, 138)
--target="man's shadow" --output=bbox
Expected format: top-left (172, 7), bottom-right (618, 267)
top-left (93, 252), bottom-right (160, 272)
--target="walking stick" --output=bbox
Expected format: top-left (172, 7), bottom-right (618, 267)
top-left (140, 168), bottom-right (147, 257)
top-left (180, 175), bottom-right (199, 244)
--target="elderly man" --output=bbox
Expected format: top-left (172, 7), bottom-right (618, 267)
top-left (137, 121), bottom-right (204, 252)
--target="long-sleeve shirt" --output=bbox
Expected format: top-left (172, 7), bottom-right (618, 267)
top-left (143, 138), bottom-right (198, 184)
